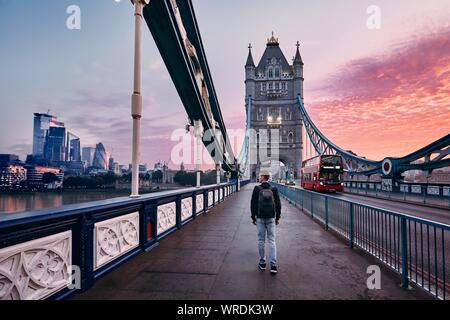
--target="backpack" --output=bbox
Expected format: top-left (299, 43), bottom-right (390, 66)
top-left (257, 186), bottom-right (275, 218)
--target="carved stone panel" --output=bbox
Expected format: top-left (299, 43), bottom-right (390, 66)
top-left (208, 191), bottom-right (213, 207)
top-left (157, 202), bottom-right (177, 235)
top-left (196, 194), bottom-right (204, 213)
top-left (94, 212), bottom-right (139, 270)
top-left (0, 230), bottom-right (72, 300)
top-left (181, 197), bottom-right (193, 222)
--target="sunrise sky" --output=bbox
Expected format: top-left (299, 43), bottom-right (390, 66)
top-left (0, 0), bottom-right (449, 168)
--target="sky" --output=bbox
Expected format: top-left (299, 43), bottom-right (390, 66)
top-left (0, 0), bottom-right (449, 168)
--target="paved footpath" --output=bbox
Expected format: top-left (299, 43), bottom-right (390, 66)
top-left (74, 184), bottom-right (430, 300)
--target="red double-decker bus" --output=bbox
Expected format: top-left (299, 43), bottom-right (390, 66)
top-left (301, 155), bottom-right (344, 192)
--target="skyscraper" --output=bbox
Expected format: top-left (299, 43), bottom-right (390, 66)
top-left (93, 143), bottom-right (107, 170)
top-left (82, 147), bottom-right (96, 167)
top-left (66, 132), bottom-right (81, 161)
top-left (33, 113), bottom-right (64, 157)
top-left (43, 126), bottom-right (66, 163)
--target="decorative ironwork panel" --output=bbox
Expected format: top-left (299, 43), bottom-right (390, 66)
top-left (220, 188), bottom-right (223, 200)
top-left (94, 212), bottom-right (139, 270)
top-left (181, 197), bottom-right (193, 222)
top-left (444, 187), bottom-right (450, 197)
top-left (157, 202), bottom-right (176, 235)
top-left (214, 190), bottom-right (218, 203)
top-left (208, 191), bottom-right (213, 207)
top-left (427, 186), bottom-right (439, 196)
top-left (0, 230), bottom-right (72, 300)
top-left (196, 194), bottom-right (204, 213)
top-left (411, 185), bottom-right (422, 194)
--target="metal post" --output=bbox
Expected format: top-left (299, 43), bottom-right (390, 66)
top-left (130, 0), bottom-right (147, 198)
top-left (423, 186), bottom-right (426, 204)
top-left (400, 216), bottom-right (409, 289)
top-left (325, 196), bottom-right (329, 231)
top-left (194, 120), bottom-right (203, 188)
top-left (349, 203), bottom-right (354, 248)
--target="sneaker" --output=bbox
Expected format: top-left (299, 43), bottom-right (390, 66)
top-left (270, 265), bottom-right (278, 274)
top-left (258, 262), bottom-right (267, 271)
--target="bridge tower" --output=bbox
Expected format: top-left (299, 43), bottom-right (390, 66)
top-left (245, 33), bottom-right (304, 180)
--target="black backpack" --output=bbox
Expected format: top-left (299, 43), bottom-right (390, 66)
top-left (257, 186), bottom-right (275, 218)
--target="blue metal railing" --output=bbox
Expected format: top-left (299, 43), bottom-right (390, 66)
top-left (272, 183), bottom-right (450, 300)
top-left (0, 180), bottom-right (246, 300)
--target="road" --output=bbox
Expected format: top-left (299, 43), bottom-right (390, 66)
top-left (334, 192), bottom-right (450, 225)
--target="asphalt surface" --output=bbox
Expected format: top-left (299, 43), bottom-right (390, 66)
top-left (335, 192), bottom-right (450, 225)
top-left (73, 183), bottom-right (430, 300)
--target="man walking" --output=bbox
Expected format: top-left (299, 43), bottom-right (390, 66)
top-left (251, 170), bottom-right (281, 274)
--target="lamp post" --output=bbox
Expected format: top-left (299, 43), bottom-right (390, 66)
top-left (194, 120), bottom-right (203, 188)
top-left (130, 0), bottom-right (149, 198)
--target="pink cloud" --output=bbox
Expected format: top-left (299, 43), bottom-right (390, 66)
top-left (307, 27), bottom-right (450, 160)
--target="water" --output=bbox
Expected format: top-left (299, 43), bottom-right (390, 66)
top-left (0, 189), bottom-right (157, 214)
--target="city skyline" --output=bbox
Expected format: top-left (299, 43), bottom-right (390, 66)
top-left (1, 0), bottom-right (449, 166)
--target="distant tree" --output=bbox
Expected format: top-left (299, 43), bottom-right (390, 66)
top-left (174, 171), bottom-right (197, 186)
top-left (152, 170), bottom-right (163, 183)
top-left (42, 172), bottom-right (59, 184)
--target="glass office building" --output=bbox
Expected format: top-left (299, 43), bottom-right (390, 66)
top-left (43, 126), bottom-right (66, 163)
top-left (32, 113), bottom-right (64, 157)
top-left (93, 143), bottom-right (108, 170)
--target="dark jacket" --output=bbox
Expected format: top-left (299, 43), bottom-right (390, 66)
top-left (251, 182), bottom-right (281, 220)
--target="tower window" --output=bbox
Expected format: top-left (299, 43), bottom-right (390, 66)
top-left (275, 68), bottom-right (280, 78)
top-left (268, 68), bottom-right (273, 79)
top-left (282, 82), bottom-right (287, 91)
top-left (285, 108), bottom-right (292, 121)
top-left (262, 83), bottom-right (266, 91)
top-left (288, 131), bottom-right (294, 143)
top-left (275, 83), bottom-right (279, 90)
top-left (268, 83), bottom-right (273, 90)
top-left (257, 108), bottom-right (264, 121)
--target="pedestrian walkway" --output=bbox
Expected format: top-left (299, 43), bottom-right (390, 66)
top-left (74, 184), bottom-right (430, 300)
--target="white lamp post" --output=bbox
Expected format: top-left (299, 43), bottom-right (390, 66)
top-left (130, 0), bottom-right (149, 198)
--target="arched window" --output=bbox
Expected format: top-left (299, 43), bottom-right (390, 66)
top-left (288, 131), bottom-right (294, 143)
top-left (275, 68), bottom-right (280, 78)
top-left (268, 68), bottom-right (273, 79)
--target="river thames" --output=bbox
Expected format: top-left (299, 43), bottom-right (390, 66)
top-left (0, 189), bottom-right (169, 214)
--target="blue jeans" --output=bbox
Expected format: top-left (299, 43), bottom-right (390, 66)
top-left (257, 218), bottom-right (277, 266)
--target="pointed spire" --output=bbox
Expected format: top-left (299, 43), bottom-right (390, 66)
top-left (293, 41), bottom-right (303, 65)
top-left (245, 43), bottom-right (255, 67)
top-left (267, 31), bottom-right (279, 46)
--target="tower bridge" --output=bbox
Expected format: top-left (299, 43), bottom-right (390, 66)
top-left (0, 0), bottom-right (449, 301)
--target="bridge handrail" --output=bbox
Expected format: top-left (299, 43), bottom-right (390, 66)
top-left (283, 184), bottom-right (450, 229)
top-left (271, 182), bottom-right (449, 300)
top-left (0, 181), bottom-right (244, 300)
